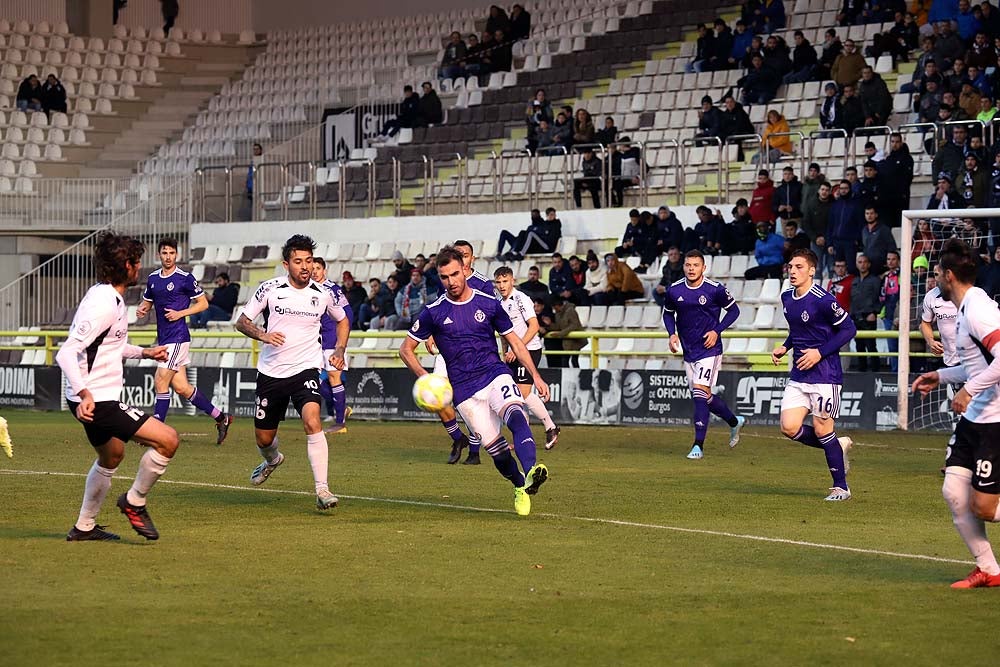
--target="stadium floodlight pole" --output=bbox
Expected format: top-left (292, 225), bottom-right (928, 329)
top-left (898, 207), bottom-right (999, 429)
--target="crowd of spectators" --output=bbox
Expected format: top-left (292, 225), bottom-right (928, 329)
top-left (439, 4), bottom-right (531, 82)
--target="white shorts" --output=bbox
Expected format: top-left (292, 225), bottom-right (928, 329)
top-left (455, 374), bottom-right (524, 445)
top-left (433, 354), bottom-right (448, 377)
top-left (780, 380), bottom-right (842, 420)
top-left (684, 355), bottom-right (721, 389)
top-left (158, 342), bottom-right (190, 371)
top-left (322, 349), bottom-right (350, 373)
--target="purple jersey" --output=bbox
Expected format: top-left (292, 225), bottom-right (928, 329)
top-left (318, 279), bottom-right (353, 349)
top-left (661, 278), bottom-right (736, 362)
top-left (408, 289), bottom-right (515, 405)
top-left (467, 269), bottom-right (497, 297)
top-left (142, 268), bottom-right (203, 344)
top-left (780, 284), bottom-right (852, 385)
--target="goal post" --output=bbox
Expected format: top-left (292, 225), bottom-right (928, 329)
top-left (898, 207), bottom-right (997, 430)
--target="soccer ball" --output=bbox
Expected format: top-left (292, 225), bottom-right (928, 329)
top-left (412, 373), bottom-right (453, 413)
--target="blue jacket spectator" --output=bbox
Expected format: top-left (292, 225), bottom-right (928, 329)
top-left (694, 205), bottom-right (725, 254)
top-left (956, 1), bottom-right (981, 41)
top-left (928, 0), bottom-right (960, 24)
top-left (729, 21), bottom-right (754, 68)
top-left (744, 221), bottom-right (787, 279)
top-left (751, 0), bottom-right (786, 33)
top-left (656, 206), bottom-right (684, 251)
top-left (828, 181), bottom-right (865, 272)
top-left (548, 253), bottom-right (573, 295)
top-left (615, 209), bottom-right (650, 258)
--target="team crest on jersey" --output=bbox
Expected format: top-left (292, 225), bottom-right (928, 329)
top-left (311, 296), bottom-right (319, 307)
top-left (801, 310), bottom-right (810, 322)
top-left (698, 295), bottom-right (707, 305)
top-left (166, 282), bottom-right (175, 291)
top-left (474, 309), bottom-right (486, 322)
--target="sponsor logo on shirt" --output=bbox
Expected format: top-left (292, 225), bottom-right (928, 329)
top-left (442, 317), bottom-right (453, 325)
top-left (75, 320), bottom-right (92, 336)
top-left (272, 305), bottom-right (319, 317)
top-left (411, 320), bottom-right (420, 332)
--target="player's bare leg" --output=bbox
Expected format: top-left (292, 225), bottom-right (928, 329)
top-left (116, 417), bottom-right (180, 540)
top-left (169, 366), bottom-right (233, 445)
top-left (301, 402), bottom-right (338, 509)
top-left (780, 407), bottom-right (851, 500)
top-left (519, 381), bottom-right (560, 450)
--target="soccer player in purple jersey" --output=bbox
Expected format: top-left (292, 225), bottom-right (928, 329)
top-left (135, 238), bottom-right (233, 444)
top-left (400, 246), bottom-right (550, 515)
top-left (312, 258), bottom-right (353, 435)
top-left (661, 250), bottom-right (746, 459)
top-left (771, 249), bottom-right (857, 501)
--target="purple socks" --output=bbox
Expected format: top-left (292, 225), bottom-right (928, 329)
top-left (692, 388), bottom-right (710, 446)
top-left (188, 388), bottom-right (222, 420)
top-left (819, 431), bottom-right (848, 489)
top-left (503, 404), bottom-right (536, 472)
top-left (154, 393), bottom-right (170, 422)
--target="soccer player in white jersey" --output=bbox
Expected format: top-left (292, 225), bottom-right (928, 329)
top-left (921, 264), bottom-right (961, 448)
top-left (494, 266), bottom-right (560, 448)
top-left (135, 237), bottom-right (233, 443)
top-left (913, 239), bottom-right (1000, 588)
top-left (400, 247), bottom-right (550, 515)
top-left (57, 232), bottom-right (179, 542)
top-left (772, 249), bottom-right (858, 501)
top-left (235, 235), bottom-right (351, 510)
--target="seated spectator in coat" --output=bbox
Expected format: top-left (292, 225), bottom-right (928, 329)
top-left (750, 170), bottom-right (777, 223)
top-left (461, 34), bottom-right (485, 80)
top-left (519, 266), bottom-right (550, 303)
top-left (573, 109), bottom-right (595, 146)
top-left (868, 11), bottom-right (918, 63)
top-left (541, 295), bottom-right (584, 368)
top-left (491, 30), bottom-right (514, 72)
top-left (341, 271), bottom-right (368, 322)
top-left (837, 82), bottom-right (866, 134)
top-left (604, 254), bottom-right (645, 304)
top-left (418, 82), bottom-right (443, 125)
top-left (932, 123), bottom-right (968, 181)
top-left (584, 252), bottom-right (609, 305)
top-left (935, 21), bottom-right (966, 69)
top-left (695, 96), bottom-right (723, 142)
top-left (727, 20), bottom-right (754, 70)
top-left (762, 34), bottom-right (793, 77)
top-left (859, 66), bottom-right (893, 125)
top-left (548, 252), bottom-right (572, 296)
top-left (815, 29), bottom-right (843, 81)
top-left (755, 110), bottom-right (793, 164)
top-left (41, 74), bottom-right (67, 115)
top-left (726, 198), bottom-right (757, 254)
top-left (917, 80), bottom-right (944, 123)
top-left (968, 64), bottom-right (992, 98)
top-left (377, 85), bottom-right (421, 138)
top-left (16, 75), bottom-right (43, 112)
top-left (744, 221), bottom-right (787, 279)
top-left (548, 111), bottom-right (572, 152)
top-left (413, 253), bottom-right (443, 295)
top-left (687, 23), bottom-right (715, 73)
top-left (486, 5), bottom-right (510, 36)
top-left (573, 147), bottom-right (603, 208)
top-left (439, 32), bottom-right (467, 80)
top-left (719, 95), bottom-right (755, 159)
top-left (705, 19), bottom-right (734, 72)
top-left (773, 166), bottom-right (803, 221)
top-left (861, 206), bottom-right (897, 273)
top-left (509, 4), bottom-right (531, 41)
top-left (387, 269), bottom-right (438, 330)
top-left (783, 220), bottom-right (812, 261)
top-left (819, 82), bottom-right (840, 131)
top-left (738, 54), bottom-right (780, 105)
top-left (832, 39), bottom-right (866, 87)
top-left (783, 30), bottom-right (819, 83)
top-left (656, 205), bottom-right (684, 252)
top-left (653, 246), bottom-right (685, 306)
top-left (694, 205), bottom-right (725, 255)
top-left (838, 0), bottom-right (864, 25)
top-left (609, 140), bottom-right (644, 207)
top-left (595, 116), bottom-right (617, 145)
top-left (190, 272), bottom-right (239, 327)
top-left (956, 0), bottom-right (981, 41)
top-left (959, 80), bottom-right (983, 117)
top-left (497, 207), bottom-right (563, 260)
top-left (535, 119), bottom-right (555, 152)
top-left (802, 181), bottom-right (834, 276)
top-left (526, 89), bottom-right (554, 151)
top-left (563, 255), bottom-right (589, 305)
top-left (750, 0), bottom-right (786, 33)
top-left (357, 278), bottom-right (395, 330)
top-left (965, 30), bottom-right (995, 69)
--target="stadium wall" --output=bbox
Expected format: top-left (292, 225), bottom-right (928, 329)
top-left (1, 0), bottom-right (66, 24)
top-left (252, 0), bottom-right (498, 31)
top-left (117, 0), bottom-right (254, 34)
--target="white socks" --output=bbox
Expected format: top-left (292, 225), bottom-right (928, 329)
top-left (524, 391), bottom-right (555, 429)
top-left (75, 460), bottom-right (116, 531)
top-left (305, 431), bottom-right (329, 493)
top-left (943, 467), bottom-right (1000, 575)
top-left (126, 449), bottom-right (171, 507)
top-left (259, 438), bottom-right (281, 464)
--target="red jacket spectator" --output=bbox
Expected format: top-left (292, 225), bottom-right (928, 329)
top-left (749, 171), bottom-right (776, 223)
top-left (826, 272), bottom-right (854, 311)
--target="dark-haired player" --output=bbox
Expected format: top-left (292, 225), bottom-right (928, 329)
top-left (57, 232), bottom-right (179, 541)
top-left (236, 235), bottom-right (351, 510)
top-left (661, 249), bottom-right (745, 459)
top-left (772, 249), bottom-right (857, 501)
top-left (400, 246), bottom-right (549, 515)
top-left (135, 237), bottom-right (232, 443)
top-left (913, 239), bottom-right (1000, 588)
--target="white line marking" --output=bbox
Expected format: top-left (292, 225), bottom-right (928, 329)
top-left (0, 468), bottom-right (970, 566)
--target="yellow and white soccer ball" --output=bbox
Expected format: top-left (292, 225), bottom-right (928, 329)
top-left (412, 373), bottom-right (453, 413)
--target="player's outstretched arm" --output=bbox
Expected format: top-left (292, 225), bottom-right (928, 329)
top-left (235, 313), bottom-right (284, 346)
top-left (503, 331), bottom-right (549, 401)
top-left (398, 336), bottom-right (427, 378)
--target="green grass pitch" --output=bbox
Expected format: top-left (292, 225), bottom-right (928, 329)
top-left (1, 410), bottom-right (996, 666)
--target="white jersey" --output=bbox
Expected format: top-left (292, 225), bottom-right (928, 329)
top-left (500, 288), bottom-right (542, 351)
top-left (938, 287), bottom-right (1000, 424)
top-left (922, 286), bottom-right (959, 366)
top-left (239, 276), bottom-right (348, 379)
top-left (58, 283), bottom-right (142, 402)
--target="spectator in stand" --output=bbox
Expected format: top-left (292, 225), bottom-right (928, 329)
top-left (688, 23), bottom-right (715, 73)
top-left (935, 21), bottom-right (966, 68)
top-left (981, 1), bottom-right (1000, 38)
top-left (240, 142), bottom-right (263, 221)
top-left (861, 206), bottom-right (897, 273)
top-left (945, 57), bottom-right (968, 94)
top-left (966, 30), bottom-right (996, 68)
top-left (509, 4), bottom-right (531, 41)
top-left (803, 181), bottom-right (834, 277)
top-left (927, 171), bottom-right (957, 209)
top-left (859, 66), bottom-right (893, 126)
top-left (838, 0), bottom-right (864, 25)
top-left (573, 147), bottom-right (603, 208)
top-left (912, 218), bottom-right (937, 258)
top-left (654, 246), bottom-right (685, 306)
top-left (615, 209), bottom-right (647, 259)
top-left (526, 88), bottom-right (554, 152)
top-left (603, 254), bottom-right (644, 304)
top-left (773, 166), bottom-right (803, 222)
top-left (929, 1), bottom-right (961, 33)
top-left (869, 11), bottom-right (920, 63)
top-left (462, 34), bottom-right (485, 81)
top-left (750, 170), bottom-right (776, 223)
top-left (800, 163), bottom-right (825, 220)
top-left (190, 272), bottom-right (239, 327)
top-left (990, 150), bottom-right (1000, 240)
top-left (548, 252), bottom-right (572, 298)
top-left (783, 31), bottom-right (819, 83)
top-left (419, 82), bottom-right (443, 125)
top-left (719, 94), bottom-right (755, 157)
top-left (41, 74), bottom-right (67, 115)
top-left (388, 269), bottom-right (437, 330)
top-left (783, 220), bottom-right (812, 261)
top-left (693, 206), bottom-right (725, 256)
top-left (357, 278), bottom-right (394, 331)
top-left (832, 39), bottom-right (866, 87)
top-left (706, 18), bottom-right (734, 72)
top-left (486, 5), bottom-right (510, 36)
top-left (477, 30), bottom-right (496, 73)
top-left (933, 123), bottom-right (969, 181)
top-left (491, 30), bottom-right (514, 72)
top-left (727, 20), bottom-right (754, 70)
top-left (880, 250), bottom-right (902, 369)
top-left (542, 295), bottom-right (584, 368)
top-left (857, 160), bottom-right (884, 218)
top-left (819, 82), bottom-right (840, 131)
top-left (439, 32), bottom-right (467, 80)
top-left (595, 116), bottom-right (617, 145)
top-left (828, 179), bottom-right (865, 273)
top-left (573, 109), bottom-right (595, 146)
top-left (837, 82), bottom-right (866, 135)
top-left (390, 250), bottom-right (415, 286)
top-left (957, 0), bottom-right (982, 41)
top-left (16, 75), bottom-right (43, 112)
top-left (762, 34), bottom-right (793, 77)
top-left (657, 205), bottom-right (685, 252)
top-left (535, 119), bottom-right (555, 153)
top-left (969, 65), bottom-right (992, 97)
top-left (160, 0), bottom-right (179, 35)
top-left (845, 165), bottom-right (861, 194)
top-left (879, 132), bottom-right (915, 227)
top-left (744, 221), bottom-right (786, 279)
top-left (496, 207), bottom-right (562, 260)
top-left (519, 266), bottom-right (550, 303)
top-left (341, 271), bottom-right (367, 321)
top-left (727, 198), bottom-right (757, 254)
top-left (815, 29), bottom-right (844, 81)
top-left (414, 254), bottom-right (442, 295)
top-left (958, 152), bottom-right (989, 207)
top-left (584, 252), bottom-right (609, 305)
top-left (738, 54), bottom-right (780, 105)
top-left (851, 254), bottom-right (882, 371)
top-left (917, 80), bottom-right (944, 123)
top-left (959, 79), bottom-right (983, 116)
top-left (695, 95), bottom-right (723, 142)
top-left (609, 140), bottom-right (644, 207)
top-left (969, 133), bottom-right (988, 162)
top-left (827, 259), bottom-right (854, 317)
top-left (564, 255), bottom-right (589, 305)
top-left (377, 85), bottom-right (420, 139)
top-left (756, 109), bottom-right (792, 164)
top-left (864, 141), bottom-right (886, 163)
top-left (547, 111), bottom-right (572, 152)
top-left (954, 216), bottom-right (990, 262)
top-left (749, 0), bottom-right (785, 33)
top-left (901, 37), bottom-right (937, 92)
top-left (907, 57), bottom-right (943, 101)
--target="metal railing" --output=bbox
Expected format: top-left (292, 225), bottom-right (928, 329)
top-left (765, 130), bottom-right (806, 176)
top-left (808, 128), bottom-right (848, 177)
top-left (424, 153), bottom-right (467, 215)
top-left (0, 177), bottom-right (125, 230)
top-left (678, 137), bottom-right (709, 205)
top-left (723, 133), bottom-right (762, 200)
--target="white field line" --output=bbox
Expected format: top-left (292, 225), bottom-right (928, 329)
top-left (0, 468), bottom-right (970, 566)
